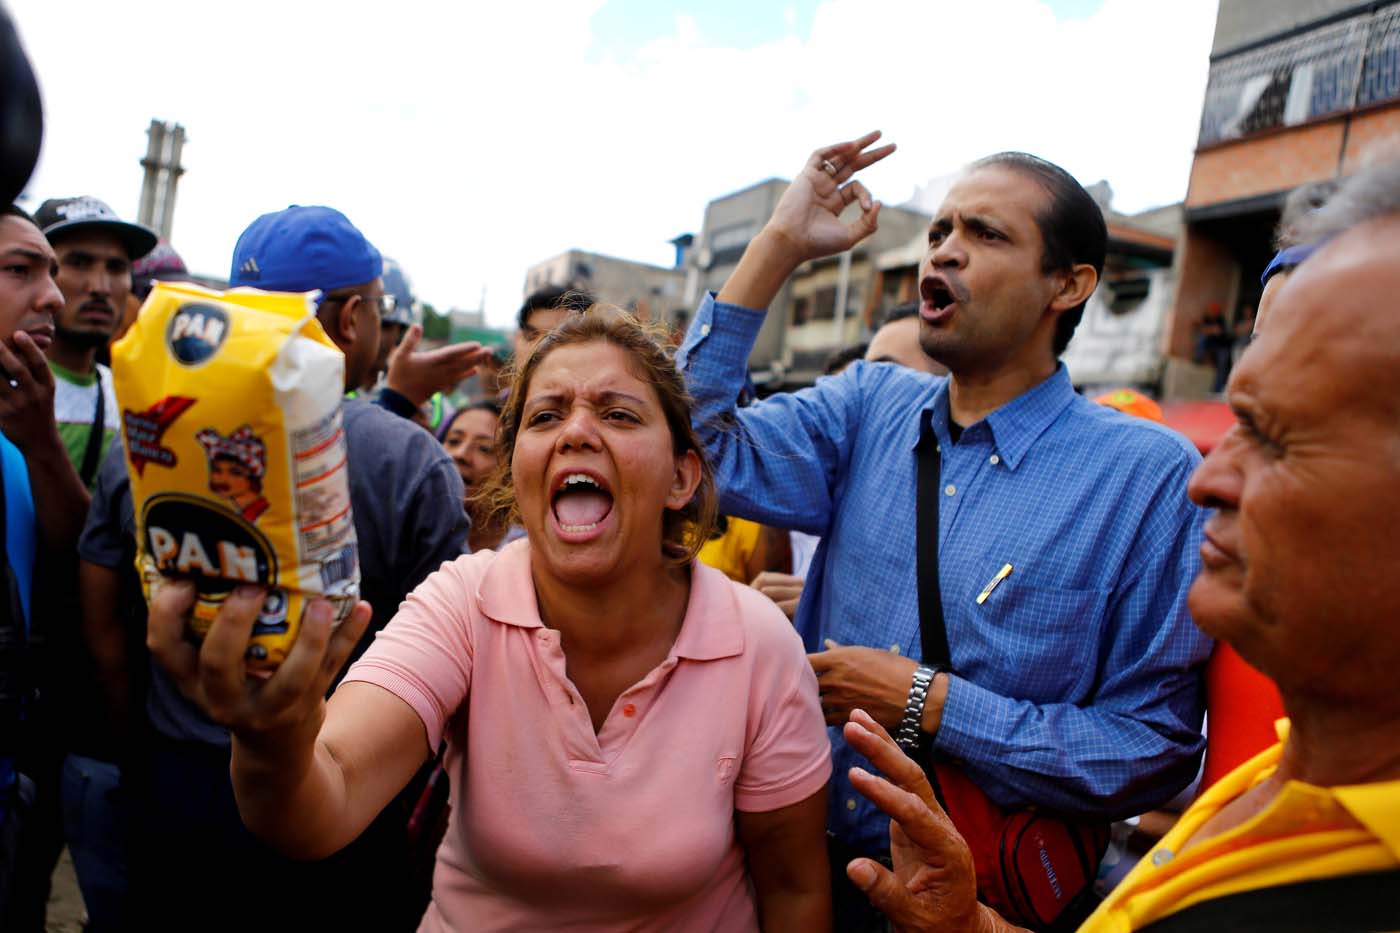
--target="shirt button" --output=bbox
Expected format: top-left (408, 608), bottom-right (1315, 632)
top-left (989, 454), bottom-right (1000, 465)
top-left (889, 644), bottom-right (901, 655)
top-left (700, 323), bottom-right (711, 336)
top-left (1151, 848), bottom-right (1174, 866)
top-left (944, 484), bottom-right (956, 496)
top-left (622, 703), bottom-right (637, 717)
top-left (846, 798), bottom-right (857, 811)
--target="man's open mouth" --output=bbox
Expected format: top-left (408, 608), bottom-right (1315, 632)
top-left (551, 472), bottom-right (615, 534)
top-left (921, 274), bottom-right (963, 312)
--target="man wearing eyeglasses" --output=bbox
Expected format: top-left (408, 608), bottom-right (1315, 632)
top-left (74, 205), bottom-right (468, 928)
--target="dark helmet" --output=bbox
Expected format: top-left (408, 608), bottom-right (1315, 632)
top-left (1, 6), bottom-right (43, 205)
top-left (380, 256), bottom-right (417, 328)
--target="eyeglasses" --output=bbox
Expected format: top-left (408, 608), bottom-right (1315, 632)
top-left (322, 292), bottom-right (397, 320)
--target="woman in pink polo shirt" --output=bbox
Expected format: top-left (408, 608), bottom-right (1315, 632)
top-left (148, 307), bottom-right (834, 931)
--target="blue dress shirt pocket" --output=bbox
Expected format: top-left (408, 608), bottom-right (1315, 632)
top-left (963, 575), bottom-right (1110, 702)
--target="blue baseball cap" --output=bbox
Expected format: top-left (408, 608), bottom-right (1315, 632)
top-left (229, 205), bottom-right (382, 295)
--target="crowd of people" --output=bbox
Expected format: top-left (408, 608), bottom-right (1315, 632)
top-left (1, 10), bottom-right (1398, 931)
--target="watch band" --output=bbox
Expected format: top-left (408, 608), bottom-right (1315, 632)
top-left (895, 664), bottom-right (939, 751)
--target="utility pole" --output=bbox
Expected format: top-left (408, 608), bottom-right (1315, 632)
top-left (138, 119), bottom-right (186, 241)
top-left (833, 247), bottom-right (853, 346)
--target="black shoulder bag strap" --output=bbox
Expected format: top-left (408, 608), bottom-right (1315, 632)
top-left (914, 410), bottom-right (952, 668)
top-left (1137, 867), bottom-right (1400, 933)
top-left (78, 372), bottom-right (105, 488)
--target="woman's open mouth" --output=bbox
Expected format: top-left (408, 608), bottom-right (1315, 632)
top-left (550, 471), bottom-right (615, 537)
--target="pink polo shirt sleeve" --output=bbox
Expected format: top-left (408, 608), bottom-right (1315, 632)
top-left (341, 553), bottom-right (484, 749)
top-left (730, 586), bottom-right (832, 812)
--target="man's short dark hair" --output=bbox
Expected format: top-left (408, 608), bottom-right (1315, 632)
top-left (466, 399), bottom-right (502, 417)
top-left (880, 301), bottom-right (920, 328)
top-left (517, 286), bottom-right (594, 330)
top-left (824, 343), bottom-right (868, 376)
top-left (971, 153), bottom-right (1107, 356)
top-left (3, 203), bottom-right (33, 224)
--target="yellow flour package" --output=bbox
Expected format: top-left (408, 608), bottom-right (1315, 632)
top-left (111, 281), bottom-right (359, 670)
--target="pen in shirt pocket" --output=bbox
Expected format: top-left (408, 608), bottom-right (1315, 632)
top-left (976, 563), bottom-right (1013, 605)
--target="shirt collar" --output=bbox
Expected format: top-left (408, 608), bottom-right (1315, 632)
top-left (671, 562), bottom-right (746, 661)
top-left (1266, 720), bottom-right (1400, 860)
top-left (917, 365), bottom-right (1077, 470)
top-left (47, 358), bottom-right (97, 387)
top-left (476, 538), bottom-right (543, 628)
top-left (1333, 780), bottom-right (1400, 860)
top-left (476, 539), bottom-right (745, 662)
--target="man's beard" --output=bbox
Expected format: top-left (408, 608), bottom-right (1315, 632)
top-left (55, 320), bottom-right (115, 350)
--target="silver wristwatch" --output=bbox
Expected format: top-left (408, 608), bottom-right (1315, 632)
top-left (895, 665), bottom-right (938, 751)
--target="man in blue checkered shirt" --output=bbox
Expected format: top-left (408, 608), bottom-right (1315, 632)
top-left (677, 133), bottom-right (1211, 926)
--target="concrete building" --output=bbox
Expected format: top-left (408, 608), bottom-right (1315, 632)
top-left (782, 204), bottom-right (930, 383)
top-left (1166, 0), bottom-right (1400, 396)
top-left (524, 248), bottom-right (685, 323)
top-left (678, 177), bottom-right (929, 386)
top-left (679, 178), bottom-right (792, 369)
top-left (1061, 204), bottom-right (1182, 393)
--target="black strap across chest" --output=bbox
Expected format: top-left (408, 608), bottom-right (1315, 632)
top-left (78, 373), bottom-right (105, 487)
top-left (914, 411), bottom-right (951, 667)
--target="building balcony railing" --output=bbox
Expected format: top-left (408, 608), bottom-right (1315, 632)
top-left (1199, 1), bottom-right (1400, 147)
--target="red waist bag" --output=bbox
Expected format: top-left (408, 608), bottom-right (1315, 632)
top-left (930, 763), bottom-right (1109, 931)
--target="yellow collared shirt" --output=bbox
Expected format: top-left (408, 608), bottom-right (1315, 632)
top-left (697, 516), bottom-right (764, 584)
top-left (1081, 720), bottom-right (1400, 932)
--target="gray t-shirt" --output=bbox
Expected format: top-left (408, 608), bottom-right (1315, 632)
top-left (78, 399), bottom-right (468, 746)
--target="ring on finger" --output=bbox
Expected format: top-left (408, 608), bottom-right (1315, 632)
top-left (820, 158), bottom-right (839, 177)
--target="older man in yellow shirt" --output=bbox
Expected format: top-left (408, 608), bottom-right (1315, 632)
top-left (841, 160), bottom-right (1400, 932)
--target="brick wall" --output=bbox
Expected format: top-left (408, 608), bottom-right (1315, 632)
top-left (1186, 122), bottom-right (1346, 207)
top-left (1168, 229), bottom-right (1239, 359)
top-left (1341, 106), bottom-right (1400, 171)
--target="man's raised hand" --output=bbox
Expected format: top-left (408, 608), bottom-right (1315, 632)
top-left (386, 324), bottom-right (491, 406)
top-left (718, 131), bottom-right (896, 311)
top-left (767, 131), bottom-right (897, 263)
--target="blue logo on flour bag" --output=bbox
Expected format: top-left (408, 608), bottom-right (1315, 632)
top-left (165, 302), bottom-right (230, 366)
top-left (141, 492), bottom-right (290, 651)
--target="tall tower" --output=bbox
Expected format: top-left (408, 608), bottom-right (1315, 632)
top-left (138, 119), bottom-right (186, 241)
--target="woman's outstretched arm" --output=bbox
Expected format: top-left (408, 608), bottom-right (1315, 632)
top-left (148, 582), bottom-right (431, 858)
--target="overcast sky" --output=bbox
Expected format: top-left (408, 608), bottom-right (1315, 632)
top-left (13, 0), bottom-right (1217, 329)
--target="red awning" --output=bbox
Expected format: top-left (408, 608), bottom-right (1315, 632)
top-left (1162, 400), bottom-right (1234, 454)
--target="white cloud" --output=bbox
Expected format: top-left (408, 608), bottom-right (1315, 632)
top-left (11, 0), bottom-right (1216, 328)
